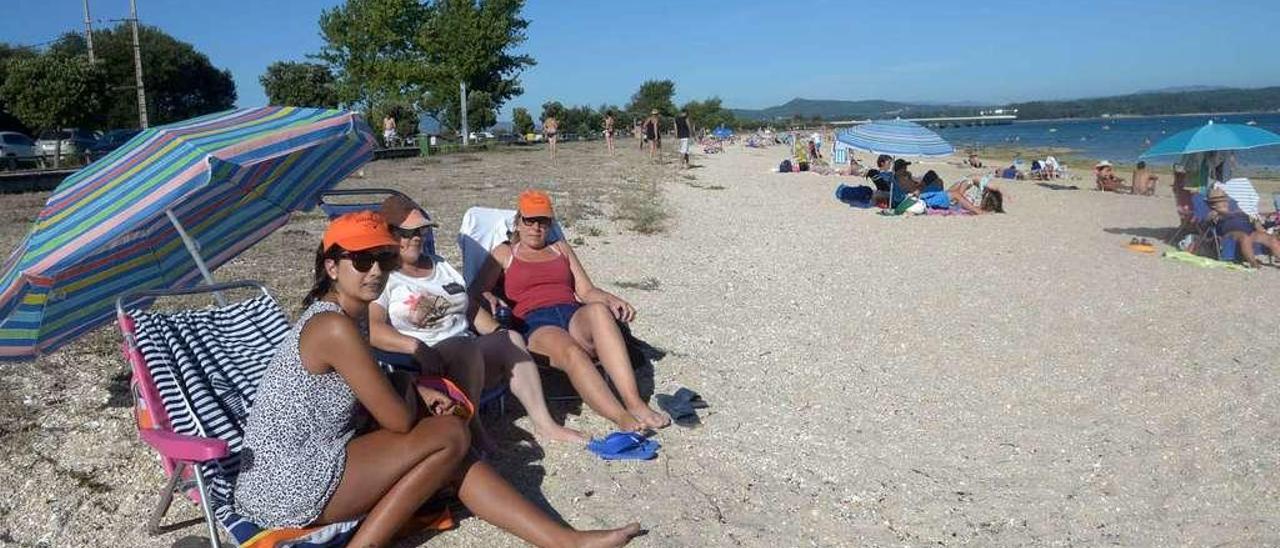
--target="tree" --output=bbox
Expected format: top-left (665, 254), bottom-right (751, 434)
top-left (50, 26), bottom-right (235, 128)
top-left (317, 0), bottom-right (534, 133)
top-left (540, 101), bottom-right (564, 123)
top-left (260, 62), bottom-right (339, 108)
top-left (0, 43), bottom-right (38, 133)
top-left (626, 79), bottom-right (676, 119)
top-left (511, 107), bottom-right (534, 136)
top-left (0, 54), bottom-right (108, 166)
top-left (681, 97), bottom-right (735, 131)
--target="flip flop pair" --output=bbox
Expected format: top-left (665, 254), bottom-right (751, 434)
top-left (1127, 238), bottom-right (1156, 254)
top-left (654, 387), bottom-right (708, 428)
top-left (586, 432), bottom-right (660, 461)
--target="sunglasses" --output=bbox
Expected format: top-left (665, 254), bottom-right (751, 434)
top-left (520, 216), bottom-right (552, 227)
top-left (338, 250), bottom-right (400, 272)
top-left (391, 225), bottom-right (430, 239)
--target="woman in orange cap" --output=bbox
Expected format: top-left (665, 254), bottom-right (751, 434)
top-left (235, 211), bottom-right (640, 547)
top-left (474, 190), bottom-right (671, 431)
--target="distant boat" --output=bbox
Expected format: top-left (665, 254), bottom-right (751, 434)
top-left (1247, 120), bottom-right (1258, 126)
top-left (1048, 128), bottom-right (1057, 133)
top-left (1102, 125), bottom-right (1111, 130)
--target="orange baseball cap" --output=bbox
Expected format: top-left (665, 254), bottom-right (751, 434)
top-left (517, 190), bottom-right (554, 218)
top-left (322, 211), bottom-right (398, 252)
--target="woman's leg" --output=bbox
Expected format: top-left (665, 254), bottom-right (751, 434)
top-left (568, 303), bottom-right (670, 429)
top-left (316, 415), bottom-right (470, 546)
top-left (455, 457), bottom-right (641, 547)
top-left (475, 330), bottom-right (588, 443)
top-left (434, 337), bottom-right (495, 452)
top-left (528, 327), bottom-right (644, 432)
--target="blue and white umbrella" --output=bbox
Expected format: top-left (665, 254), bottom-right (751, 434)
top-left (836, 119), bottom-right (954, 157)
top-left (1140, 121), bottom-right (1280, 159)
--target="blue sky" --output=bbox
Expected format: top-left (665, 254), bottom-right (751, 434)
top-left (3, 0), bottom-right (1278, 118)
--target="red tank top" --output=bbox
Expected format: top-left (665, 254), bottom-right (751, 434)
top-left (504, 243), bottom-right (578, 319)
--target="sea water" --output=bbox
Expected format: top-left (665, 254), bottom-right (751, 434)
top-left (934, 112), bottom-right (1280, 174)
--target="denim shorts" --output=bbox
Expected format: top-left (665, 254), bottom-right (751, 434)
top-left (521, 303), bottom-right (581, 336)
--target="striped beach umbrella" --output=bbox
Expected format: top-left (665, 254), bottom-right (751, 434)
top-left (0, 106), bottom-right (376, 360)
top-left (836, 119), bottom-right (955, 157)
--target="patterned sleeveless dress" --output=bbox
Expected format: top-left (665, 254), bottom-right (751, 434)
top-left (233, 300), bottom-right (365, 527)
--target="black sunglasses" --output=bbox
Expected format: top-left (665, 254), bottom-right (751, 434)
top-left (520, 216), bottom-right (552, 227)
top-left (390, 225), bottom-right (430, 239)
top-left (338, 250), bottom-right (400, 272)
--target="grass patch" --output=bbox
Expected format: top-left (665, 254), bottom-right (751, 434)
top-left (559, 201), bottom-right (604, 228)
top-left (615, 276), bottom-right (661, 291)
top-left (612, 192), bottom-right (670, 234)
top-left (584, 226), bottom-right (604, 237)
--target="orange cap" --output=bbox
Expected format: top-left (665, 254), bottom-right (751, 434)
top-left (322, 211), bottom-right (398, 252)
top-left (517, 190), bottom-right (554, 218)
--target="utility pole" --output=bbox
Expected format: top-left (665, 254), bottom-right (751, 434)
top-left (459, 81), bottom-right (469, 147)
top-left (82, 0), bottom-right (95, 63)
top-left (129, 0), bottom-right (149, 128)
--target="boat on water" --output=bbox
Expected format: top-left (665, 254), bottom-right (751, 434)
top-left (1247, 120), bottom-right (1258, 126)
top-left (1048, 128), bottom-right (1057, 133)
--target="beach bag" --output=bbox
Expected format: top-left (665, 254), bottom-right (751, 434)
top-left (893, 197), bottom-right (921, 215)
top-left (835, 184), bottom-right (874, 207)
top-left (779, 159), bottom-right (792, 173)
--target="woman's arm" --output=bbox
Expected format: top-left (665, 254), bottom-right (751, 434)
top-left (557, 241), bottom-right (636, 322)
top-left (370, 302), bottom-right (447, 374)
top-left (301, 313), bottom-right (415, 433)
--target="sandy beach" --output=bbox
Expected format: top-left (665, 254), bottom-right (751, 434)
top-left (1, 138), bottom-right (1278, 547)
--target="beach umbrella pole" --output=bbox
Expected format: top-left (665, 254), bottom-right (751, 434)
top-left (165, 209), bottom-right (226, 306)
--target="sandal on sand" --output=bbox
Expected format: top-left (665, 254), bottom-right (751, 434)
top-left (1127, 238), bottom-right (1156, 254)
top-left (655, 387), bottom-right (709, 428)
top-left (587, 432), bottom-right (660, 461)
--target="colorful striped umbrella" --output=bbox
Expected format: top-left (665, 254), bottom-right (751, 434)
top-left (0, 106), bottom-right (376, 360)
top-left (836, 119), bottom-right (954, 157)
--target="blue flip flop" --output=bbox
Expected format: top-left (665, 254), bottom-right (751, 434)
top-left (586, 432), bottom-right (660, 461)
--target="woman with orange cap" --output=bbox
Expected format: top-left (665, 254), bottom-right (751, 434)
top-left (234, 211), bottom-right (640, 547)
top-left (474, 190), bottom-right (671, 432)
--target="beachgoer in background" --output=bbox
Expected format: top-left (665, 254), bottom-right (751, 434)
top-left (604, 111), bottom-right (616, 155)
top-left (370, 195), bottom-right (587, 444)
top-left (1131, 161), bottom-right (1158, 196)
top-left (233, 211), bottom-right (640, 547)
top-left (675, 109), bottom-right (694, 168)
top-left (1095, 161), bottom-right (1126, 192)
top-left (473, 190), bottom-right (671, 432)
top-left (892, 158), bottom-right (919, 201)
top-left (967, 153), bottom-right (983, 168)
top-left (1044, 156), bottom-right (1059, 178)
top-left (919, 176), bottom-right (1006, 214)
top-left (543, 116), bottom-right (559, 161)
top-left (921, 170), bottom-right (944, 192)
top-left (382, 114), bottom-right (397, 147)
top-left (643, 109), bottom-right (661, 160)
top-left (1208, 188), bottom-right (1280, 268)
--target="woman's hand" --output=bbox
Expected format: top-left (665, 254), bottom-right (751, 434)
top-left (415, 386), bottom-right (457, 417)
top-left (606, 294), bottom-right (636, 323)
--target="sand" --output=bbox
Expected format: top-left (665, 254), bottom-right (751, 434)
top-left (1, 137), bottom-right (1278, 547)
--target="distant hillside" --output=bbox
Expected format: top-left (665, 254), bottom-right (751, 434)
top-left (1009, 86), bottom-right (1280, 120)
top-left (730, 98), bottom-right (991, 121)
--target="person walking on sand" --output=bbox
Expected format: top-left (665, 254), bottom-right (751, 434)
top-left (1131, 161), bottom-right (1158, 196)
top-left (382, 114), bottom-right (397, 148)
top-left (674, 109), bottom-right (694, 168)
top-left (604, 111), bottom-right (616, 155)
top-left (543, 116), bottom-right (559, 161)
top-left (643, 109), bottom-right (661, 160)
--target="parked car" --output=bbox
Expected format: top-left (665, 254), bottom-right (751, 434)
top-left (0, 132), bottom-right (37, 168)
top-left (87, 129), bottom-right (142, 160)
top-left (468, 131), bottom-right (495, 142)
top-left (35, 128), bottom-right (98, 160)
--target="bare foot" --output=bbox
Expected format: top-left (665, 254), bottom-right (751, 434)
top-left (609, 411), bottom-right (646, 432)
top-left (571, 523), bottom-right (643, 547)
top-left (627, 404), bottom-right (671, 429)
top-left (532, 421), bottom-right (590, 444)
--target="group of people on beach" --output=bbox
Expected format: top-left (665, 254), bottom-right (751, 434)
top-left (867, 154), bottom-right (1006, 214)
top-left (1094, 160), bottom-right (1160, 196)
top-left (231, 190), bottom-right (656, 546)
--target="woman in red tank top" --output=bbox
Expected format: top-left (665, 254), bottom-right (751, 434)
top-left (474, 190), bottom-right (670, 432)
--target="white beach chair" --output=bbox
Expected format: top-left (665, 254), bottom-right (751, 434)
top-left (457, 206), bottom-right (563, 287)
top-left (1222, 178), bottom-right (1261, 218)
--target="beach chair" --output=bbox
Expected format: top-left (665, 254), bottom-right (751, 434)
top-left (317, 189), bottom-right (507, 413)
top-left (117, 282), bottom-right (364, 548)
top-left (457, 207), bottom-right (649, 403)
top-left (1188, 193), bottom-right (1272, 264)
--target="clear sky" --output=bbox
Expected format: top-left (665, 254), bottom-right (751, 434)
top-left (4, 0), bottom-right (1279, 118)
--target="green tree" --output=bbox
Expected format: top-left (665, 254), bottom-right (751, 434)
top-left (50, 26), bottom-right (235, 128)
top-left (0, 54), bottom-right (109, 166)
top-left (540, 101), bottom-right (565, 123)
top-left (370, 99), bottom-right (419, 143)
top-left (681, 97), bottom-right (735, 131)
top-left (0, 43), bottom-right (38, 133)
top-left (511, 106), bottom-right (534, 136)
top-left (626, 79), bottom-right (676, 119)
top-left (260, 61), bottom-right (339, 108)
top-left (317, 0), bottom-right (534, 133)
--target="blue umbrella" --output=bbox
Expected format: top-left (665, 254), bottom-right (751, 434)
top-left (836, 119), bottom-right (954, 157)
top-left (1140, 121), bottom-right (1280, 159)
top-left (712, 125), bottom-right (732, 139)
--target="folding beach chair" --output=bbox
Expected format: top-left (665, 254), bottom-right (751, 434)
top-left (117, 282), bottom-right (363, 548)
top-left (456, 207), bottom-right (650, 403)
top-left (118, 282), bottom-right (456, 548)
top-left (1188, 193), bottom-right (1272, 264)
top-left (317, 189), bottom-right (507, 413)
